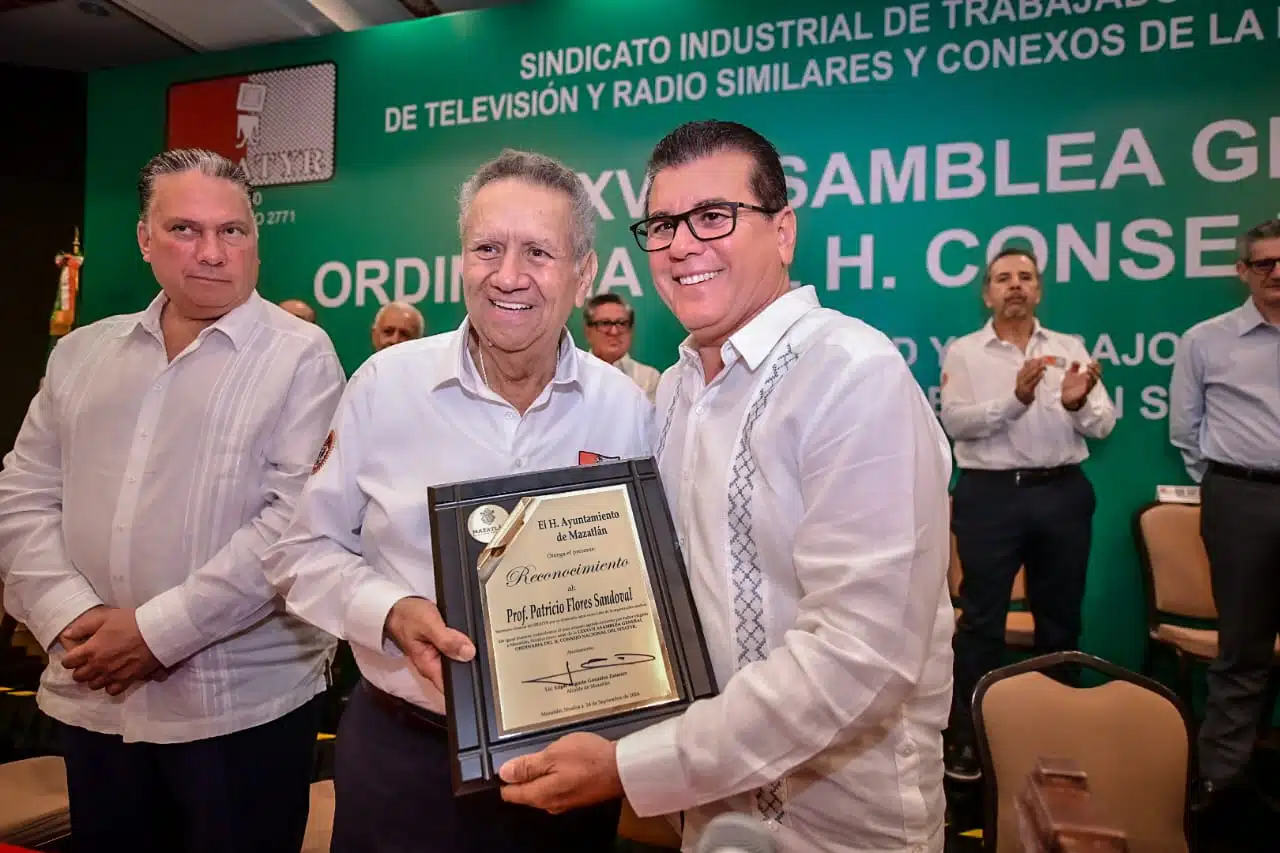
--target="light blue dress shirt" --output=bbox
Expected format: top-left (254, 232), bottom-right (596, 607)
top-left (1169, 298), bottom-right (1280, 481)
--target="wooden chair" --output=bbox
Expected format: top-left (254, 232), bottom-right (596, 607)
top-left (1131, 501), bottom-right (1280, 710)
top-left (1016, 757), bottom-right (1130, 851)
top-left (301, 780), bottom-right (335, 853)
top-left (0, 756), bottom-right (70, 849)
top-left (973, 651), bottom-right (1193, 853)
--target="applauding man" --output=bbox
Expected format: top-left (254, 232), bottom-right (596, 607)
top-left (938, 247), bottom-right (1115, 781)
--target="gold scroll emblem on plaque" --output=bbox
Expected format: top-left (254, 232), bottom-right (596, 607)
top-left (475, 484), bottom-right (678, 737)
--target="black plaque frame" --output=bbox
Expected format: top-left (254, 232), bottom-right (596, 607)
top-left (428, 457), bottom-right (717, 795)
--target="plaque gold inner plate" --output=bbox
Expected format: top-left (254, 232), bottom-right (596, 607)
top-left (475, 484), bottom-right (679, 736)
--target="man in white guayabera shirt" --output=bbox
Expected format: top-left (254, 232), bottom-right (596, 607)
top-left (499, 120), bottom-right (956, 853)
top-left (263, 149), bottom-right (653, 853)
top-left (0, 149), bottom-right (345, 853)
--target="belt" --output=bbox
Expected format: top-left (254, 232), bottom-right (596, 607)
top-left (364, 680), bottom-right (449, 738)
top-left (961, 465), bottom-right (1079, 487)
top-left (1207, 461), bottom-right (1280, 485)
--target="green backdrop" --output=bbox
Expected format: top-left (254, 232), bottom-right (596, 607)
top-left (81, 0), bottom-right (1280, 676)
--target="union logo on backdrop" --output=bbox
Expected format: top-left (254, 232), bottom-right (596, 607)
top-left (166, 61), bottom-right (337, 187)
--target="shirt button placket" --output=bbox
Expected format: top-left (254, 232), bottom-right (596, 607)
top-left (112, 373), bottom-right (167, 600)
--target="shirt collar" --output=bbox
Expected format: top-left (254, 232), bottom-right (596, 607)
top-left (435, 316), bottom-right (581, 393)
top-left (1235, 298), bottom-right (1270, 336)
top-left (980, 317), bottom-right (1046, 347)
top-left (676, 285), bottom-right (821, 373)
top-left (123, 290), bottom-right (264, 350)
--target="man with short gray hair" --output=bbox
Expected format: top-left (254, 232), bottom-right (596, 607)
top-left (0, 147), bottom-right (346, 851)
top-left (264, 147), bottom-right (653, 853)
top-left (1170, 217), bottom-right (1280, 831)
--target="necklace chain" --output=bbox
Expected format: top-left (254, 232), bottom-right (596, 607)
top-left (476, 344), bottom-right (489, 388)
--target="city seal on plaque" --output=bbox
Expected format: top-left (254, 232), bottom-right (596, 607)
top-left (467, 504), bottom-right (509, 544)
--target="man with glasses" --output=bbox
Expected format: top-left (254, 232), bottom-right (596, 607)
top-left (499, 119), bottom-right (956, 853)
top-left (1170, 217), bottom-right (1280, 832)
top-left (582, 293), bottom-right (660, 402)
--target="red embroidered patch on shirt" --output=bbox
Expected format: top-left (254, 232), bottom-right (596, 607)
top-left (313, 430), bottom-right (335, 474)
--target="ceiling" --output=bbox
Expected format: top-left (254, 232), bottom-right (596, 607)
top-left (0, 0), bottom-right (511, 72)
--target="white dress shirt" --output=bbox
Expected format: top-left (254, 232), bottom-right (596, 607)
top-left (616, 354), bottom-right (661, 404)
top-left (0, 291), bottom-right (345, 743)
top-left (262, 320), bottom-right (654, 713)
top-left (615, 286), bottom-right (956, 853)
top-left (939, 320), bottom-right (1116, 470)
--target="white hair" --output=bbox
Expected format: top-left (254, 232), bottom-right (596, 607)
top-left (374, 300), bottom-right (424, 336)
top-left (457, 148), bottom-right (595, 262)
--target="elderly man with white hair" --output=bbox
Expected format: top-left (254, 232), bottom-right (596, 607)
top-left (263, 149), bottom-right (654, 853)
top-left (371, 300), bottom-right (424, 352)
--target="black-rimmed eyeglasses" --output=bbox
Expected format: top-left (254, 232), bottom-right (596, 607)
top-left (585, 319), bottom-right (632, 331)
top-left (1244, 256), bottom-right (1280, 275)
top-left (629, 201), bottom-right (781, 252)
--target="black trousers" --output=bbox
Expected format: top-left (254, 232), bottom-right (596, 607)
top-left (1198, 467), bottom-right (1280, 785)
top-left (949, 466), bottom-right (1096, 736)
top-left (331, 680), bottom-right (621, 853)
top-left (60, 694), bottom-right (323, 853)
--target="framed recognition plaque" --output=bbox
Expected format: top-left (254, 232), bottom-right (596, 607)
top-left (428, 457), bottom-right (717, 794)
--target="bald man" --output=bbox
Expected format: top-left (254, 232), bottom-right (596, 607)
top-left (372, 301), bottom-right (424, 352)
top-left (279, 299), bottom-right (317, 323)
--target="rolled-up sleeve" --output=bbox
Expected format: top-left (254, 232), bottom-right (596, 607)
top-left (617, 351), bottom-right (952, 816)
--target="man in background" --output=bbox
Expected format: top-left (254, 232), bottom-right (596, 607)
top-left (582, 292), bottom-right (660, 402)
top-left (499, 119), bottom-right (955, 853)
top-left (280, 297), bottom-right (317, 323)
top-left (939, 247), bottom-right (1115, 782)
top-left (1170, 218), bottom-right (1280, 831)
top-left (372, 300), bottom-right (424, 351)
top-left (0, 148), bottom-right (345, 852)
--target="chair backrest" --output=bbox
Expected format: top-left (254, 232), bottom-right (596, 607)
top-left (1133, 502), bottom-right (1216, 621)
top-left (973, 651), bottom-right (1191, 853)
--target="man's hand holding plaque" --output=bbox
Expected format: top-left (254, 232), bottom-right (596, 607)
top-left (499, 732), bottom-right (623, 814)
top-left (385, 597), bottom-right (477, 691)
